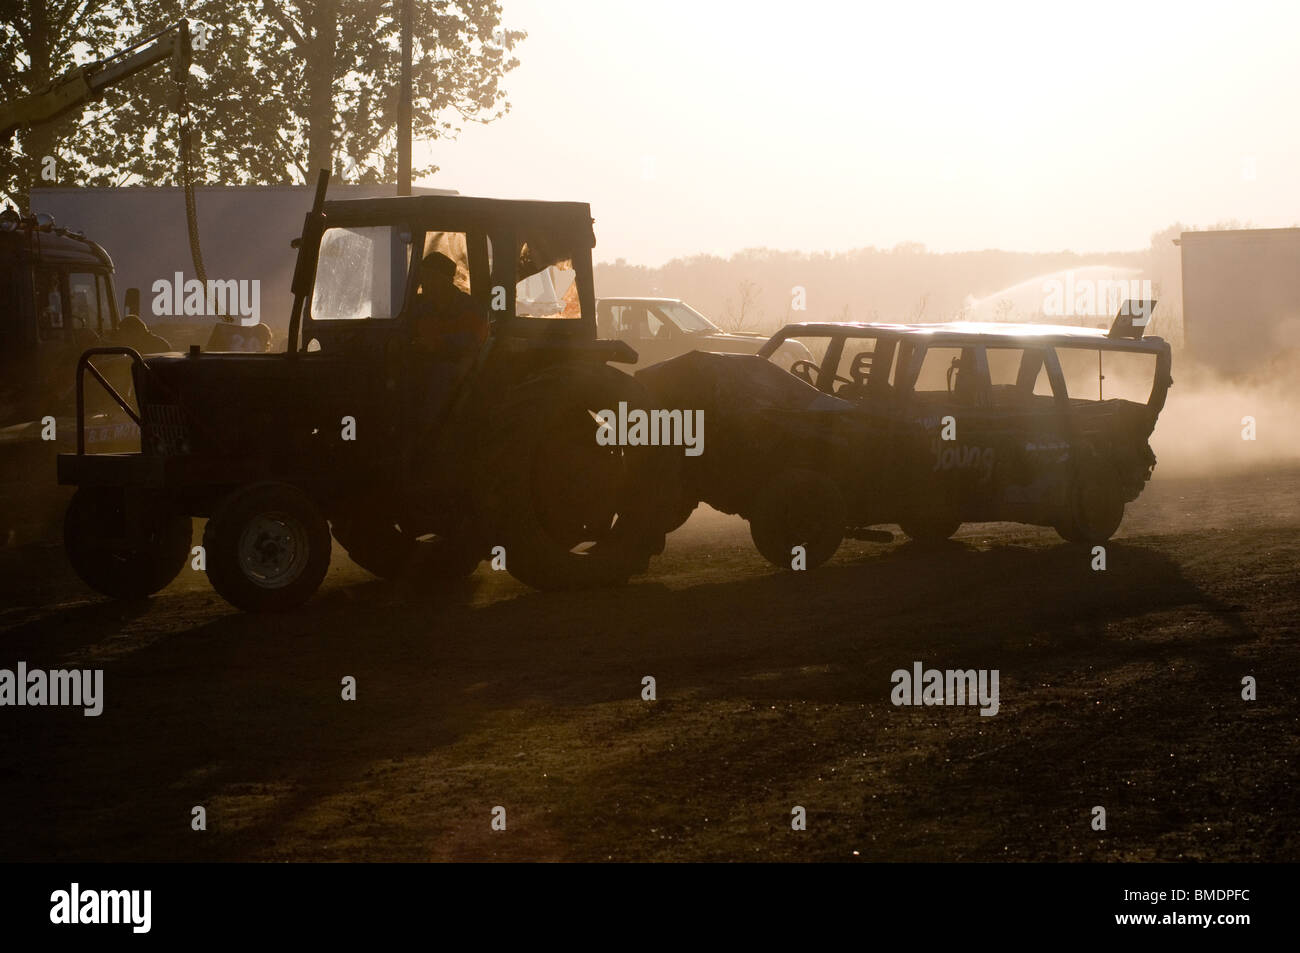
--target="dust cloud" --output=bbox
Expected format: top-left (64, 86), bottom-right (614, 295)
top-left (1151, 353), bottom-right (1300, 476)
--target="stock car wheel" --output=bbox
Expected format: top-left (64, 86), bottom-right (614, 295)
top-left (899, 514), bottom-right (962, 544)
top-left (749, 468), bottom-right (845, 570)
top-left (204, 482), bottom-right (330, 612)
top-left (1056, 459), bottom-right (1125, 544)
top-left (64, 487), bottom-right (192, 600)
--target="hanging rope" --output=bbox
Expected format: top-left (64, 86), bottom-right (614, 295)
top-left (176, 64), bottom-right (208, 306)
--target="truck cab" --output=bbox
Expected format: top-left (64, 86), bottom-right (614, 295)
top-left (0, 210), bottom-right (121, 426)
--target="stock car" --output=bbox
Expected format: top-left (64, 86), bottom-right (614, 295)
top-left (597, 296), bottom-right (812, 369)
top-left (636, 303), bottom-right (1172, 569)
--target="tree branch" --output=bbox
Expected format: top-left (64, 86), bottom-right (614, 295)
top-left (260, 0), bottom-right (305, 47)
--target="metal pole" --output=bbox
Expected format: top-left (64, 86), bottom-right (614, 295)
top-left (397, 0), bottom-right (413, 195)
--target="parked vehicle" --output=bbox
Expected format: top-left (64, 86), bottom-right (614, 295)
top-left (597, 296), bottom-right (812, 369)
top-left (637, 303), bottom-right (1172, 569)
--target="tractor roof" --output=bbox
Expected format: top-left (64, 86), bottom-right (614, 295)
top-left (320, 194), bottom-right (596, 248)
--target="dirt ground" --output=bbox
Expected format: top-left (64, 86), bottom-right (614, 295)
top-left (1, 463), bottom-right (1297, 862)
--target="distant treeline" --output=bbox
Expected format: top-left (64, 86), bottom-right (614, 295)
top-left (594, 243), bottom-right (1158, 334)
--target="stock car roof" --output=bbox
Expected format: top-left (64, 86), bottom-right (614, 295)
top-left (777, 321), bottom-right (1169, 352)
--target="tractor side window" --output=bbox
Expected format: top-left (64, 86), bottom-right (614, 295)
top-left (312, 226), bottom-right (407, 321)
top-left (68, 272), bottom-right (100, 333)
top-left (516, 266), bottom-right (576, 319)
top-left (35, 267), bottom-right (65, 341)
top-left (423, 230), bottom-right (472, 296)
top-left (514, 231), bottom-right (582, 320)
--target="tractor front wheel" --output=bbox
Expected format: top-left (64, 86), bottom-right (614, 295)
top-left (204, 482), bottom-right (330, 612)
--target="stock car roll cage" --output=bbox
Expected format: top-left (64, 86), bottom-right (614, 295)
top-left (757, 321), bottom-right (1174, 413)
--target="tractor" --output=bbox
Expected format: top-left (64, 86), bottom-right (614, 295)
top-left (57, 172), bottom-right (670, 611)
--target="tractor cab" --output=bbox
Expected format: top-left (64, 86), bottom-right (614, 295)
top-left (55, 174), bottom-right (668, 612)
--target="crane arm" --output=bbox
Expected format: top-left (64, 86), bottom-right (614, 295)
top-left (1, 20), bottom-right (191, 142)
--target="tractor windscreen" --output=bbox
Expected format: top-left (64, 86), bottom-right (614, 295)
top-left (312, 225), bottom-right (408, 321)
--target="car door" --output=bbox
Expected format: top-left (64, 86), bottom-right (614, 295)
top-left (897, 342), bottom-right (993, 518)
top-left (963, 345), bottom-right (1072, 521)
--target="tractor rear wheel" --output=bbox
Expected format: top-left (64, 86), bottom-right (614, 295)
top-left (64, 486), bottom-right (192, 600)
top-left (475, 363), bottom-right (669, 591)
top-left (204, 482), bottom-right (330, 612)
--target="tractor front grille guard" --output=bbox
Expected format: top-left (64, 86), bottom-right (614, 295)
top-left (73, 347), bottom-right (181, 455)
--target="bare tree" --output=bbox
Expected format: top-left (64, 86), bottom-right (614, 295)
top-left (720, 279), bottom-right (762, 332)
top-left (909, 293), bottom-right (929, 322)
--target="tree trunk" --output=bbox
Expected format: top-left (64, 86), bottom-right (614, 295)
top-left (303, 0), bottom-right (338, 178)
top-left (20, 0), bottom-right (55, 211)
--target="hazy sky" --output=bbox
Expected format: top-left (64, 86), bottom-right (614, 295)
top-left (423, 0), bottom-right (1300, 266)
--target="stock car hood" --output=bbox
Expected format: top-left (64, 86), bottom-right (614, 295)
top-left (703, 330), bottom-right (768, 340)
top-left (636, 351), bottom-right (860, 516)
top-left (636, 350), bottom-right (847, 414)
top-left (689, 330), bottom-right (784, 351)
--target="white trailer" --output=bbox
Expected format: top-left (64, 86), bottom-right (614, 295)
top-left (1178, 227), bottom-right (1300, 375)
